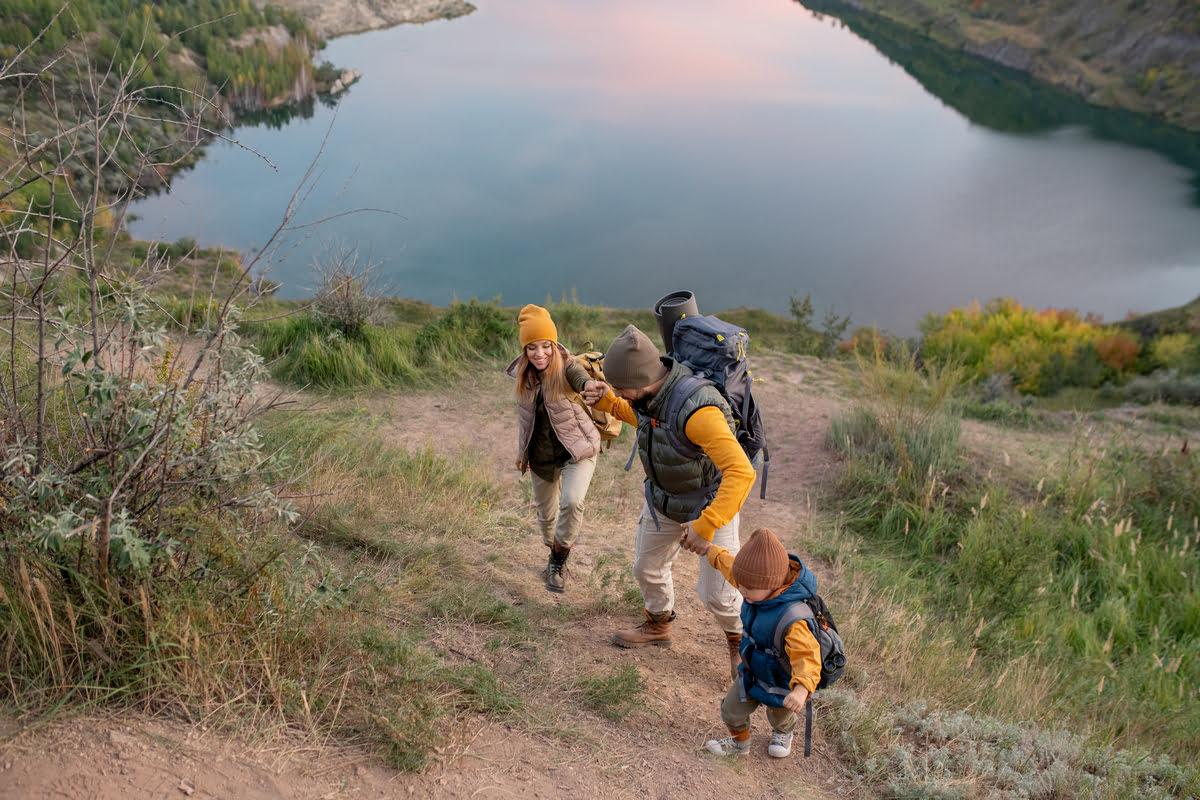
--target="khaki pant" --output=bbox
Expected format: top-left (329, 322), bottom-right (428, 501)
top-left (530, 455), bottom-right (597, 549)
top-left (632, 502), bottom-right (743, 636)
top-left (719, 679), bottom-right (797, 734)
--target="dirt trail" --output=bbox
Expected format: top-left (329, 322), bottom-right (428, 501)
top-left (0, 352), bottom-right (855, 799)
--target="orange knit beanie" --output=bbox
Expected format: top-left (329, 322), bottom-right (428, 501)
top-left (518, 304), bottom-right (558, 347)
top-left (731, 527), bottom-right (790, 590)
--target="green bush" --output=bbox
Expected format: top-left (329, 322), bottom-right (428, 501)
top-left (545, 290), bottom-right (604, 349)
top-left (251, 299), bottom-right (516, 390)
top-left (1120, 370), bottom-right (1200, 406)
top-left (1151, 333), bottom-right (1200, 372)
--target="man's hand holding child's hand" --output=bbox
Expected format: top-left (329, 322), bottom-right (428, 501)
top-left (781, 686), bottom-right (809, 713)
top-left (680, 525), bottom-right (710, 555)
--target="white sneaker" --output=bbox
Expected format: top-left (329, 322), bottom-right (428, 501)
top-left (768, 730), bottom-right (793, 758)
top-left (704, 736), bottom-right (751, 756)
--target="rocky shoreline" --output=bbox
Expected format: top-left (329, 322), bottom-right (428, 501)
top-left (261, 0), bottom-right (475, 39)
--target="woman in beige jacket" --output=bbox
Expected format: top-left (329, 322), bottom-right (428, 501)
top-left (506, 305), bottom-right (601, 593)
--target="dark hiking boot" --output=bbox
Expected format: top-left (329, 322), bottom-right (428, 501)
top-left (612, 610), bottom-right (675, 648)
top-left (545, 542), bottom-right (570, 593)
top-left (726, 630), bottom-right (742, 682)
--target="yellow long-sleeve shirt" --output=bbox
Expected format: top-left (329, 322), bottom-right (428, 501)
top-left (596, 390), bottom-right (755, 541)
top-left (706, 545), bottom-right (823, 695)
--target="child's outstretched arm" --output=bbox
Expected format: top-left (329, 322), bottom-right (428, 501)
top-left (700, 543), bottom-right (738, 588)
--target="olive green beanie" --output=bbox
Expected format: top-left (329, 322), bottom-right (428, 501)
top-left (603, 324), bottom-right (669, 389)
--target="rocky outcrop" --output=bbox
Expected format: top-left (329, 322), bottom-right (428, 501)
top-left (261, 0), bottom-right (475, 39)
top-left (328, 69), bottom-right (363, 96)
top-left (962, 37), bottom-right (1035, 74)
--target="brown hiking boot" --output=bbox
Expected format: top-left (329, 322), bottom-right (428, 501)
top-left (726, 631), bottom-right (742, 682)
top-left (611, 610), bottom-right (675, 648)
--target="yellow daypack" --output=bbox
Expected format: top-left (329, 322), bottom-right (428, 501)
top-left (571, 342), bottom-right (623, 446)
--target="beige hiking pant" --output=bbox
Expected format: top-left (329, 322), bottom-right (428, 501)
top-left (632, 502), bottom-right (743, 636)
top-left (530, 455), bottom-right (597, 549)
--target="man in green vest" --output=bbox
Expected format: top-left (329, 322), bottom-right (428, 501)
top-left (582, 324), bottom-right (756, 680)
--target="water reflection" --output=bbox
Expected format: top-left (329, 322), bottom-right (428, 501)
top-left (233, 95), bottom-right (326, 131)
top-left (797, 0), bottom-right (1200, 204)
top-left (129, 0), bottom-right (1200, 335)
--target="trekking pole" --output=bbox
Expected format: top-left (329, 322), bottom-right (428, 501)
top-left (804, 697), bottom-right (813, 757)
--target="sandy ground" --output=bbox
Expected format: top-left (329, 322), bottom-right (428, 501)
top-left (0, 351), bottom-right (858, 799)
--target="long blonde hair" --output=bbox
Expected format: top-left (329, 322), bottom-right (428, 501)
top-left (514, 343), bottom-right (570, 404)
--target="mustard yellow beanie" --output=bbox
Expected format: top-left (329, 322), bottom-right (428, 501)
top-left (731, 527), bottom-right (790, 591)
top-left (518, 304), bottom-right (558, 347)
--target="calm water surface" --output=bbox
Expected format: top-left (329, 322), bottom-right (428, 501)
top-left (129, 0), bottom-right (1200, 335)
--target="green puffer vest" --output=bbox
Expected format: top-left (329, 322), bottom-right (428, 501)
top-left (637, 360), bottom-right (735, 523)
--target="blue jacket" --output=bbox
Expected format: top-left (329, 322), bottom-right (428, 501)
top-left (738, 555), bottom-right (818, 708)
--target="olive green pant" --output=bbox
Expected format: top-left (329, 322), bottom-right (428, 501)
top-left (720, 679), bottom-right (796, 734)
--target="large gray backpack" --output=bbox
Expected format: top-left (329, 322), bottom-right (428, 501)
top-left (658, 314), bottom-right (769, 497)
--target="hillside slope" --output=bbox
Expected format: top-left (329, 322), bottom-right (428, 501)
top-left (807, 0), bottom-right (1200, 132)
top-left (0, 354), bottom-right (854, 800)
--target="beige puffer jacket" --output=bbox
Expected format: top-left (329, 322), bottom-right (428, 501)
top-left (506, 344), bottom-right (601, 469)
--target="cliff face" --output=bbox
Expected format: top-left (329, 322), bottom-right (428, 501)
top-left (259, 0), bottom-right (476, 39)
top-left (822, 0), bottom-right (1200, 132)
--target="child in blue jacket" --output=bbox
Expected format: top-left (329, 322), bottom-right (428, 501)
top-left (685, 526), bottom-right (822, 758)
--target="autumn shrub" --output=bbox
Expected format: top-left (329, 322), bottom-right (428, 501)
top-left (919, 298), bottom-right (1148, 395)
top-left (1094, 328), bottom-right (1142, 372)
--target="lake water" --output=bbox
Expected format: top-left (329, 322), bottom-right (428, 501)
top-left (129, 0), bottom-right (1200, 336)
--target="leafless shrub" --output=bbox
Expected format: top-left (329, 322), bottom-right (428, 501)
top-left (310, 239), bottom-right (388, 335)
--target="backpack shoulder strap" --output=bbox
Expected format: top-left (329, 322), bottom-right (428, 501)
top-left (656, 374), bottom-right (712, 459)
top-left (773, 600), bottom-right (815, 661)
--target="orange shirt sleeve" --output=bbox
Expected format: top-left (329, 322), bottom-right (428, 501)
top-left (705, 544), bottom-right (737, 585)
top-left (683, 406), bottom-right (755, 540)
top-left (597, 393), bottom-right (754, 541)
top-left (783, 620), bottom-right (823, 694)
top-left (595, 391), bottom-right (637, 426)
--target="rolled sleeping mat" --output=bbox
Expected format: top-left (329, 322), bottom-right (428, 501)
top-left (652, 290), bottom-right (700, 355)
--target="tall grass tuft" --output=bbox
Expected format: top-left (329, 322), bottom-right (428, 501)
top-left (545, 289), bottom-right (605, 350)
top-left (575, 663), bottom-right (646, 721)
top-left (253, 298), bottom-right (515, 389)
top-left (825, 343), bottom-right (1200, 769)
